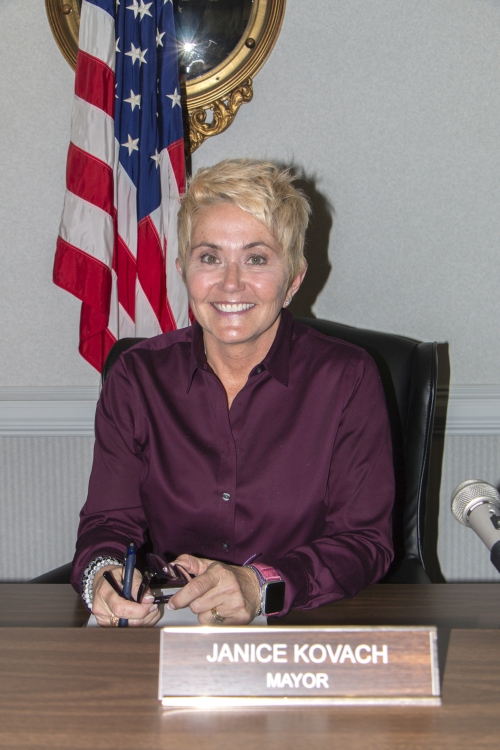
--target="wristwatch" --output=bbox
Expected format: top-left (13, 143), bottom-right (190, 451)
top-left (247, 563), bottom-right (285, 617)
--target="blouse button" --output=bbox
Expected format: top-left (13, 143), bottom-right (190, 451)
top-left (222, 492), bottom-right (231, 502)
top-left (222, 541), bottom-right (229, 551)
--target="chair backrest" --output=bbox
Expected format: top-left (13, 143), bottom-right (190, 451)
top-left (102, 318), bottom-right (438, 582)
top-left (295, 318), bottom-right (437, 581)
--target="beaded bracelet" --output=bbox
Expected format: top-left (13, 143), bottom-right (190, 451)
top-left (81, 556), bottom-right (122, 610)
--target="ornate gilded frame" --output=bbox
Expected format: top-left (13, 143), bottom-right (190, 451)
top-left (45, 0), bottom-right (286, 152)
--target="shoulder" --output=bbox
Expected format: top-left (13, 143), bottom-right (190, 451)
top-left (114, 325), bottom-right (193, 373)
top-left (100, 326), bottom-right (194, 404)
top-left (291, 319), bottom-right (375, 371)
top-left (121, 326), bottom-right (193, 357)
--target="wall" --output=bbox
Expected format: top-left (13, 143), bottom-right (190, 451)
top-left (1, 0), bottom-right (500, 580)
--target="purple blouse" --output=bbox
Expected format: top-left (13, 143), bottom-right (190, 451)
top-left (72, 310), bottom-right (394, 613)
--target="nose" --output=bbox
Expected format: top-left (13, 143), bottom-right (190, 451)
top-left (218, 260), bottom-right (245, 293)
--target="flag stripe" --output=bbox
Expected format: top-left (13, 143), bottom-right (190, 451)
top-left (115, 235), bottom-right (137, 321)
top-left (59, 191), bottom-right (114, 268)
top-left (79, 302), bottom-right (117, 372)
top-left (137, 215), bottom-right (169, 328)
top-left (116, 162), bottom-right (138, 259)
top-left (71, 96), bottom-right (115, 168)
top-left (167, 139), bottom-right (186, 197)
top-left (75, 50), bottom-right (115, 118)
top-left (135, 283), bottom-right (163, 337)
top-left (54, 237), bottom-right (112, 314)
top-left (160, 149), bottom-right (188, 328)
top-left (66, 143), bottom-right (113, 216)
top-left (79, 0), bottom-right (116, 69)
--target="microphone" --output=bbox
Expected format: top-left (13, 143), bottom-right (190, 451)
top-left (451, 479), bottom-right (500, 573)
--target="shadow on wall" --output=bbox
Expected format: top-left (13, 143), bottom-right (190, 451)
top-left (287, 170), bottom-right (334, 318)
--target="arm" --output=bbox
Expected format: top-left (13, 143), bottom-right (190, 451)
top-left (264, 351), bottom-right (395, 613)
top-left (70, 357), bottom-right (148, 597)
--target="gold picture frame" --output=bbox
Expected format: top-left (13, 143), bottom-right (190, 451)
top-left (45, 0), bottom-right (286, 152)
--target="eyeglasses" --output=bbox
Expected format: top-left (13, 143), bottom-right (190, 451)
top-left (103, 553), bottom-right (193, 605)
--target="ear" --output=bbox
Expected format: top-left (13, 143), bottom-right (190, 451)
top-left (175, 258), bottom-right (184, 279)
top-left (284, 262), bottom-right (307, 306)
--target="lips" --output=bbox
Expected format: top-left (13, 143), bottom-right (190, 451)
top-left (212, 303), bottom-right (255, 313)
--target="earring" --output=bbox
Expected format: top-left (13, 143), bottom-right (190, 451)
top-left (284, 296), bottom-right (293, 307)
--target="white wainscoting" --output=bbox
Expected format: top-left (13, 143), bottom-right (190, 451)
top-left (0, 387), bottom-right (100, 437)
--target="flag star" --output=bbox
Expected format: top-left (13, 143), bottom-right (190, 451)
top-left (167, 87), bottom-right (181, 108)
top-left (137, 0), bottom-right (153, 19)
top-left (156, 28), bottom-right (165, 47)
top-left (121, 134), bottom-right (139, 155)
top-left (151, 149), bottom-right (161, 168)
top-left (127, 0), bottom-right (152, 19)
top-left (125, 42), bottom-right (148, 65)
top-left (124, 89), bottom-right (141, 111)
top-left (116, 37), bottom-right (120, 53)
top-left (115, 83), bottom-right (119, 99)
top-left (164, 0), bottom-right (173, 4)
top-left (127, 0), bottom-right (139, 17)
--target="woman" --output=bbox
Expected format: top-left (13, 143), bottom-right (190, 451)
top-left (71, 159), bottom-right (394, 627)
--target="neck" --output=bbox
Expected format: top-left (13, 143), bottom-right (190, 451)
top-left (204, 316), bottom-right (281, 407)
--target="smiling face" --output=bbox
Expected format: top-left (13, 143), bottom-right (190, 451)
top-left (177, 202), bottom-right (305, 358)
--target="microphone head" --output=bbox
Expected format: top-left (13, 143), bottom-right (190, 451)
top-left (451, 480), bottom-right (500, 526)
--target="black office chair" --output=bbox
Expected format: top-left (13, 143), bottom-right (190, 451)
top-left (31, 319), bottom-right (437, 584)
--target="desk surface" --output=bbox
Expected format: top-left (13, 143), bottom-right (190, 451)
top-left (2, 582), bottom-right (500, 628)
top-left (1, 584), bottom-right (499, 749)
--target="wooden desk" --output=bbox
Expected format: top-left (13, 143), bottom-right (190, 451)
top-left (0, 584), bottom-right (499, 749)
top-left (2, 582), bottom-right (500, 628)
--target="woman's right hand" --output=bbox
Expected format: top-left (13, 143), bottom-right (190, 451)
top-left (91, 566), bottom-right (162, 627)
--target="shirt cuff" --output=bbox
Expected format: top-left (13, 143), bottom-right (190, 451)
top-left (263, 555), bottom-right (310, 615)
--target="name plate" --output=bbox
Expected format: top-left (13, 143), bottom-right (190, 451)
top-left (159, 626), bottom-right (440, 707)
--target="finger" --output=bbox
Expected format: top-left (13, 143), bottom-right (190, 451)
top-left (94, 595), bottom-right (159, 625)
top-left (126, 606), bottom-right (163, 628)
top-left (167, 568), bottom-right (218, 610)
top-left (197, 606), bottom-right (253, 626)
top-left (171, 554), bottom-right (213, 577)
top-left (96, 570), bottom-right (158, 621)
top-left (95, 604), bottom-right (161, 628)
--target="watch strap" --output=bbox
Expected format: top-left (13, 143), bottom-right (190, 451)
top-left (246, 563), bottom-right (283, 617)
top-left (247, 562), bottom-right (282, 584)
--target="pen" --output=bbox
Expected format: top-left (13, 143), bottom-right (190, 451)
top-left (119, 542), bottom-right (136, 628)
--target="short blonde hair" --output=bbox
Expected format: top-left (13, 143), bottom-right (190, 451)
top-left (177, 159), bottom-right (311, 284)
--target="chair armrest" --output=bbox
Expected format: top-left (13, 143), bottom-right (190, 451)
top-left (382, 557), bottom-right (432, 584)
top-left (30, 562), bottom-right (73, 584)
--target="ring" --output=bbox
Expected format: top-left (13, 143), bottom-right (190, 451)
top-left (211, 607), bottom-right (225, 625)
top-left (110, 615), bottom-right (119, 627)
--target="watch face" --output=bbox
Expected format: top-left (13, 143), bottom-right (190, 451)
top-left (264, 581), bottom-right (285, 615)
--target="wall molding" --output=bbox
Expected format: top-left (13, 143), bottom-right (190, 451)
top-left (1, 384), bottom-right (500, 437)
top-left (0, 387), bottom-right (100, 437)
top-left (438, 385), bottom-right (500, 436)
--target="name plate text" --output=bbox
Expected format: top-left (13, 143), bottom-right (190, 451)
top-left (159, 626), bottom-right (440, 707)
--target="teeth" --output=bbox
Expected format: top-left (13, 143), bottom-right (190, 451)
top-left (213, 303), bottom-right (255, 312)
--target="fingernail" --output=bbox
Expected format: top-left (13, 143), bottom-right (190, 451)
top-left (149, 604), bottom-right (158, 613)
top-left (167, 601), bottom-right (175, 610)
top-left (143, 594), bottom-right (155, 601)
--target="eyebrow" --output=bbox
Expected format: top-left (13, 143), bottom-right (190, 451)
top-left (190, 240), bottom-right (277, 252)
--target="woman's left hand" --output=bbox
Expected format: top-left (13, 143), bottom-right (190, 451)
top-left (167, 554), bottom-right (261, 624)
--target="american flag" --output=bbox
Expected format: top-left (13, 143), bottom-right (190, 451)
top-left (53, 0), bottom-right (188, 372)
